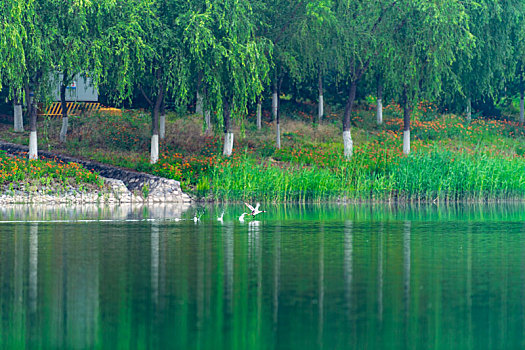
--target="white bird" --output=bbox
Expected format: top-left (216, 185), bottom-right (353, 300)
top-left (217, 211), bottom-right (224, 222)
top-left (244, 202), bottom-right (266, 217)
top-left (193, 213), bottom-right (201, 223)
top-left (239, 212), bottom-right (248, 222)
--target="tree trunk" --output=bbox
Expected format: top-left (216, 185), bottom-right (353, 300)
top-left (402, 87), bottom-right (410, 155)
top-left (196, 91), bottom-right (204, 116)
top-left (59, 71), bottom-right (69, 143)
top-left (276, 86), bottom-right (281, 149)
top-left (160, 99), bottom-right (166, 139)
top-left (222, 98), bottom-right (234, 157)
top-left (272, 80), bottom-right (278, 122)
top-left (343, 80), bottom-right (358, 158)
top-left (29, 94), bottom-right (38, 160)
top-left (13, 93), bottom-right (23, 132)
top-left (466, 97), bottom-right (472, 122)
top-left (196, 74), bottom-right (204, 116)
top-left (256, 95), bottom-right (262, 130)
top-left (377, 84), bottom-right (383, 125)
top-left (520, 89), bottom-right (525, 124)
top-left (25, 85), bottom-right (33, 121)
top-left (205, 110), bottom-right (211, 135)
top-left (203, 85), bottom-right (211, 135)
top-left (150, 90), bottom-right (164, 164)
top-left (276, 124), bottom-right (281, 149)
top-left (318, 71), bottom-right (324, 122)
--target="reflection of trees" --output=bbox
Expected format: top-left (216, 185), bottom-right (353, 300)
top-left (378, 222), bottom-right (384, 324)
top-left (248, 220), bottom-right (263, 337)
top-left (14, 224), bottom-right (25, 346)
top-left (344, 220), bottom-right (353, 313)
top-left (403, 221), bottom-right (411, 314)
top-left (273, 224), bottom-right (281, 332)
top-left (403, 221), bottom-right (411, 348)
top-left (7, 207), bottom-right (525, 349)
top-left (197, 222), bottom-right (204, 334)
top-left (29, 224), bottom-right (38, 313)
top-left (467, 222), bottom-right (473, 348)
top-left (318, 224), bottom-right (324, 349)
top-left (151, 222), bottom-right (160, 305)
top-left (224, 223), bottom-right (234, 314)
top-left (256, 223), bottom-right (263, 339)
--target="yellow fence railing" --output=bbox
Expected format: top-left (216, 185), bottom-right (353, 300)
top-left (39, 102), bottom-right (102, 117)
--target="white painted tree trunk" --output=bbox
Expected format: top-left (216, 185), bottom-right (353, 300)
top-left (466, 98), bottom-right (472, 122)
top-left (343, 130), bottom-right (353, 158)
top-left (520, 93), bottom-right (525, 124)
top-left (223, 132), bottom-right (234, 156)
top-left (318, 94), bottom-right (324, 121)
top-left (29, 131), bottom-right (38, 160)
top-left (276, 124), bottom-right (281, 149)
top-left (159, 114), bottom-right (166, 139)
top-left (205, 110), bottom-right (211, 135)
top-left (14, 103), bottom-right (23, 132)
top-left (150, 134), bottom-right (159, 164)
top-left (376, 98), bottom-right (383, 125)
top-left (403, 130), bottom-right (410, 155)
top-left (196, 91), bottom-right (204, 116)
top-left (59, 117), bottom-right (68, 143)
top-left (256, 102), bottom-right (262, 129)
top-left (272, 92), bottom-right (278, 121)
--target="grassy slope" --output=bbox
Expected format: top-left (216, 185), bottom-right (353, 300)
top-left (1, 99), bottom-right (525, 202)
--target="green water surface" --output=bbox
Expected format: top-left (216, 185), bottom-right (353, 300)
top-left (1, 204), bottom-right (525, 349)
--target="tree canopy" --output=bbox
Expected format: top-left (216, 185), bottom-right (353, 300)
top-left (2, 0), bottom-right (525, 158)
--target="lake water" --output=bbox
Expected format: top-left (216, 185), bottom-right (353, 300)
top-left (1, 203), bottom-right (525, 349)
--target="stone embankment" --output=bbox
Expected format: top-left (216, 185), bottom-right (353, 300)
top-left (0, 141), bottom-right (193, 204)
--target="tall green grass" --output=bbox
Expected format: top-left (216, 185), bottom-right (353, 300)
top-left (209, 158), bottom-right (348, 202)
top-left (392, 149), bottom-right (525, 201)
top-left (208, 149), bottom-right (525, 202)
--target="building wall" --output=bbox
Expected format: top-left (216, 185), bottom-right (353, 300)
top-left (51, 73), bottom-right (98, 102)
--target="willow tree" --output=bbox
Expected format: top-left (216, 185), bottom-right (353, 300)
top-left (453, 0), bottom-right (518, 122)
top-left (366, 55), bottom-right (390, 126)
top-left (332, 0), bottom-right (397, 158)
top-left (134, 2), bottom-right (188, 164)
top-left (51, 0), bottom-right (94, 143)
top-left (0, 0), bottom-right (27, 132)
top-left (252, 0), bottom-right (310, 148)
top-left (386, 0), bottom-right (472, 154)
top-left (509, 2), bottom-right (525, 123)
top-left (90, 0), bottom-right (169, 164)
top-left (185, 0), bottom-right (270, 156)
top-left (17, 0), bottom-right (54, 159)
top-left (294, 1), bottom-right (335, 122)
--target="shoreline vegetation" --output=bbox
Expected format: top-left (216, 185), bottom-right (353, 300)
top-left (2, 99), bottom-right (525, 204)
top-left (0, 150), bottom-right (111, 204)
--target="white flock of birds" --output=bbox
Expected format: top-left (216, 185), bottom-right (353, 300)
top-left (187, 202), bottom-right (265, 223)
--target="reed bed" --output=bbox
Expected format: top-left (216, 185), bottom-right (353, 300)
top-left (208, 148), bottom-right (525, 203)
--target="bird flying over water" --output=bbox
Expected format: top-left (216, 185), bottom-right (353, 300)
top-left (244, 202), bottom-right (266, 216)
top-left (239, 212), bottom-right (248, 222)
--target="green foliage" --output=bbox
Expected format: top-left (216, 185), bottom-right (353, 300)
top-left (386, 0), bottom-right (472, 107)
top-left (142, 183), bottom-right (149, 198)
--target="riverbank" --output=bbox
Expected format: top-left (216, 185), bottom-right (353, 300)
top-left (0, 142), bottom-right (192, 204)
top-left (1, 100), bottom-right (525, 202)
